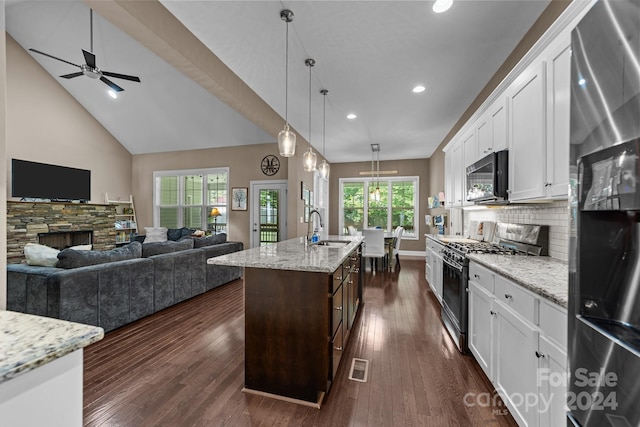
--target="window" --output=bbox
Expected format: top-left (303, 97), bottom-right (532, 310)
top-left (339, 176), bottom-right (418, 239)
top-left (154, 168), bottom-right (228, 232)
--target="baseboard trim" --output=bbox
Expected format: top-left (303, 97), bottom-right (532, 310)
top-left (398, 250), bottom-right (426, 257)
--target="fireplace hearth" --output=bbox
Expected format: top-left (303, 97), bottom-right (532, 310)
top-left (38, 230), bottom-right (93, 250)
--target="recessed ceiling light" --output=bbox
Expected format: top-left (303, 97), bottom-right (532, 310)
top-left (578, 77), bottom-right (587, 87)
top-left (433, 0), bottom-right (453, 13)
top-left (347, 113), bottom-right (357, 120)
top-left (412, 85), bottom-right (426, 93)
top-left (108, 90), bottom-right (118, 99)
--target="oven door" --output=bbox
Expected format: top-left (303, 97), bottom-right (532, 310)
top-left (442, 256), bottom-right (468, 351)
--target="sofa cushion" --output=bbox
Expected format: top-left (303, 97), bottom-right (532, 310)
top-left (23, 243), bottom-right (60, 267)
top-left (192, 233), bottom-right (227, 248)
top-left (57, 241), bottom-right (142, 269)
top-left (144, 227), bottom-right (168, 243)
top-left (167, 227), bottom-right (196, 241)
top-left (142, 238), bottom-right (194, 258)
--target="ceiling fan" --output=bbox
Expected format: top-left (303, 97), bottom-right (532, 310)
top-left (28, 9), bottom-right (140, 93)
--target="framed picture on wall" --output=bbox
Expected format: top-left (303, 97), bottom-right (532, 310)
top-left (231, 187), bottom-right (248, 211)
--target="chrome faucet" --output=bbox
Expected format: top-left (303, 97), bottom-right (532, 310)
top-left (307, 209), bottom-right (324, 243)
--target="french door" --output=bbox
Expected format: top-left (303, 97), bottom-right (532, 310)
top-left (249, 180), bottom-right (287, 248)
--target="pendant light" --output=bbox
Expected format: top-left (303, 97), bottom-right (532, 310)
top-left (370, 144), bottom-right (381, 202)
top-left (277, 9), bottom-right (296, 157)
top-left (374, 147), bottom-right (381, 202)
top-left (317, 89), bottom-right (331, 179)
top-left (303, 58), bottom-right (317, 172)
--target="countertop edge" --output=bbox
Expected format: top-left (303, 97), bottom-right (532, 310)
top-left (0, 312), bottom-right (104, 383)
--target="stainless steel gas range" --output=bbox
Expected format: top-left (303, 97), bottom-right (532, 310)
top-left (441, 223), bottom-right (549, 353)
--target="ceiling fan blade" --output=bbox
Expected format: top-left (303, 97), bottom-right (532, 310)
top-left (29, 48), bottom-right (80, 68)
top-left (102, 71), bottom-right (141, 82)
top-left (60, 72), bottom-right (84, 79)
top-left (82, 49), bottom-right (96, 69)
top-left (100, 76), bottom-right (124, 92)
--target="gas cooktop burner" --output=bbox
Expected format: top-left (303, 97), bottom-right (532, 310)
top-left (445, 241), bottom-right (522, 255)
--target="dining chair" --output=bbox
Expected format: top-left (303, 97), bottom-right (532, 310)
top-left (392, 226), bottom-right (404, 271)
top-left (362, 229), bottom-right (386, 273)
top-left (348, 225), bottom-right (357, 236)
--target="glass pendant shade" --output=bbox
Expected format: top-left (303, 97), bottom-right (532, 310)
top-left (278, 124), bottom-right (296, 157)
top-left (318, 160), bottom-right (330, 179)
top-left (303, 147), bottom-right (317, 172)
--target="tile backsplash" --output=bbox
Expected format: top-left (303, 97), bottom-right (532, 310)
top-left (464, 200), bottom-right (569, 262)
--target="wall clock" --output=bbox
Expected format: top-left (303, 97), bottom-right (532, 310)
top-left (261, 155), bottom-right (280, 176)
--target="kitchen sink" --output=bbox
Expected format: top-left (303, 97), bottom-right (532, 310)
top-left (315, 240), bottom-right (350, 247)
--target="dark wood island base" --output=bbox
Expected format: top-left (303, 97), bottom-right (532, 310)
top-left (243, 243), bottom-right (363, 407)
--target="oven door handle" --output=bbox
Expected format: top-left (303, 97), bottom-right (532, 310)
top-left (444, 258), bottom-right (464, 273)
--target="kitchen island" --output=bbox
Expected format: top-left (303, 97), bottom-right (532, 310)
top-left (0, 311), bottom-right (103, 426)
top-left (208, 235), bottom-right (364, 407)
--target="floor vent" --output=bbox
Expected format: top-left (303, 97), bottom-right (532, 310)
top-left (348, 358), bottom-right (369, 382)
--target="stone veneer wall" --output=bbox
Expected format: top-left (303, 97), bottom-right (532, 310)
top-left (7, 201), bottom-right (117, 263)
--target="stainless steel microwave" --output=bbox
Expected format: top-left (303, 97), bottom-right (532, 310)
top-left (466, 150), bottom-right (508, 203)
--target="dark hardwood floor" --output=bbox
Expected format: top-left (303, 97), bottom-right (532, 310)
top-left (83, 257), bottom-right (517, 426)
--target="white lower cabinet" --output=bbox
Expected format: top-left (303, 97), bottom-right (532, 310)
top-left (426, 239), bottom-right (444, 304)
top-left (468, 261), bottom-right (567, 427)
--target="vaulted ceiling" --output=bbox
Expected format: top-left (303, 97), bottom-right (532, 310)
top-left (5, 0), bottom-right (551, 163)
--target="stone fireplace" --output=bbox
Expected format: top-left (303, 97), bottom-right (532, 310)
top-left (7, 201), bottom-right (117, 264)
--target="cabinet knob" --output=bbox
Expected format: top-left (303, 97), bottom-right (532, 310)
top-left (504, 293), bottom-right (512, 300)
top-left (334, 305), bottom-right (343, 311)
top-left (474, 274), bottom-right (479, 279)
top-left (506, 189), bottom-right (511, 194)
top-left (535, 351), bottom-right (546, 358)
top-left (334, 346), bottom-right (343, 351)
top-left (334, 276), bottom-right (342, 281)
top-left (352, 268), bottom-right (360, 273)
top-left (490, 310), bottom-right (496, 316)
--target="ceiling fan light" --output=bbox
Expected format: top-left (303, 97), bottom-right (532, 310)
top-left (318, 160), bottom-right (331, 179)
top-left (303, 147), bottom-right (317, 172)
top-left (278, 124), bottom-right (296, 157)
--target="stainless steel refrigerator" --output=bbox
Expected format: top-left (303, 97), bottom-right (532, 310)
top-left (569, 1), bottom-right (640, 426)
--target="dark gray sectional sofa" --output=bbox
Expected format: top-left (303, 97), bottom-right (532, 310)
top-left (7, 237), bottom-right (243, 332)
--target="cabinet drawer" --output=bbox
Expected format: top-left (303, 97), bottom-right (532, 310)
top-left (331, 286), bottom-right (343, 338)
top-left (495, 275), bottom-right (538, 324)
top-left (331, 269), bottom-right (344, 293)
top-left (539, 299), bottom-right (567, 350)
top-left (469, 262), bottom-right (495, 293)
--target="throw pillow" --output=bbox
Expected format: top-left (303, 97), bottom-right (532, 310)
top-left (167, 227), bottom-right (196, 241)
top-left (68, 244), bottom-right (93, 251)
top-left (57, 241), bottom-right (142, 269)
top-left (142, 238), bottom-right (194, 257)
top-left (144, 227), bottom-right (168, 243)
top-left (192, 233), bottom-right (227, 248)
top-left (23, 243), bottom-right (60, 267)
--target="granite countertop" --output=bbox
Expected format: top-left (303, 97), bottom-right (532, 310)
top-left (0, 311), bottom-right (104, 383)
top-left (207, 235), bottom-right (364, 273)
top-left (466, 254), bottom-right (568, 308)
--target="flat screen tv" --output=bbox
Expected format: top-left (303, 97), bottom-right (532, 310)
top-left (12, 159), bottom-right (91, 202)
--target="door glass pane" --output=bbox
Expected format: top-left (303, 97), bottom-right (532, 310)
top-left (183, 175), bottom-right (203, 205)
top-left (368, 182), bottom-right (388, 229)
top-left (159, 176), bottom-right (178, 205)
top-left (259, 189), bottom-right (279, 245)
top-left (159, 207), bottom-right (178, 228)
top-left (343, 182), bottom-right (364, 233)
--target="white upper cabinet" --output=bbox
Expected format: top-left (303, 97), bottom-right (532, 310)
top-left (444, 138), bottom-right (464, 208)
top-left (545, 34), bottom-right (571, 198)
top-left (477, 96), bottom-right (508, 159)
top-left (507, 61), bottom-right (547, 201)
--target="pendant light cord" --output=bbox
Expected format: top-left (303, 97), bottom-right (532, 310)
top-left (322, 93), bottom-right (326, 157)
top-left (284, 20), bottom-right (289, 124)
top-left (90, 9), bottom-right (93, 53)
top-left (308, 60), bottom-right (312, 143)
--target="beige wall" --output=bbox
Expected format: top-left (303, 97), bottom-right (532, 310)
top-left (328, 158), bottom-right (429, 253)
top-left (132, 143), bottom-right (290, 249)
top-left (1, 4), bottom-right (7, 309)
top-left (285, 138), bottom-right (320, 239)
top-left (5, 35), bottom-right (132, 203)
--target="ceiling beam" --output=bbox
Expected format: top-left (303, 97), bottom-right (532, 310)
top-left (83, 0), bottom-right (288, 140)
